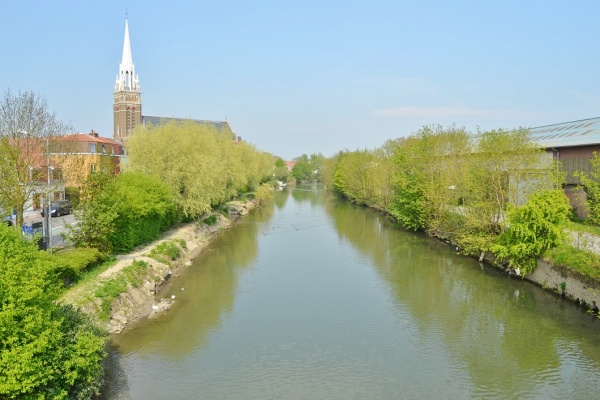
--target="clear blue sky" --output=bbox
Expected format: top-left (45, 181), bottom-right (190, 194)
top-left (2, 1), bottom-right (599, 160)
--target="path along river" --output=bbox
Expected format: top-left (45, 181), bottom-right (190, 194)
top-left (102, 184), bottom-right (600, 399)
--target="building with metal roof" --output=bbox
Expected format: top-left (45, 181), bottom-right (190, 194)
top-left (529, 117), bottom-right (600, 149)
top-left (528, 117), bottom-right (600, 186)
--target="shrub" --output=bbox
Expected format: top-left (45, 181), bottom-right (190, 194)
top-left (491, 189), bottom-right (571, 275)
top-left (49, 248), bottom-right (108, 285)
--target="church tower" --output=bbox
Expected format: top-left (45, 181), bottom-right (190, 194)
top-left (113, 19), bottom-right (141, 141)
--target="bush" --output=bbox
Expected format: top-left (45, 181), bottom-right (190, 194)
top-left (0, 223), bottom-right (107, 398)
top-left (491, 189), bottom-right (571, 275)
top-left (255, 183), bottom-right (273, 205)
top-left (149, 240), bottom-right (182, 262)
top-left (49, 248), bottom-right (108, 285)
top-left (203, 214), bottom-right (218, 225)
top-left (66, 172), bottom-right (178, 254)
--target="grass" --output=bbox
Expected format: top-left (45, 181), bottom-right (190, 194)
top-left (544, 244), bottom-right (600, 280)
top-left (94, 260), bottom-right (149, 321)
top-left (565, 220), bottom-right (600, 236)
top-left (148, 240), bottom-right (182, 266)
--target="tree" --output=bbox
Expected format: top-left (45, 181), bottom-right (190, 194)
top-left (125, 121), bottom-right (273, 219)
top-left (273, 157), bottom-right (290, 182)
top-left (490, 189), bottom-right (571, 274)
top-left (0, 89), bottom-right (71, 228)
top-left (64, 172), bottom-right (177, 253)
top-left (456, 128), bottom-right (557, 254)
top-left (0, 223), bottom-right (106, 398)
top-left (574, 152), bottom-right (600, 225)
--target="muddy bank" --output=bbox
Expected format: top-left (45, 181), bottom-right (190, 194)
top-left (62, 200), bottom-right (254, 334)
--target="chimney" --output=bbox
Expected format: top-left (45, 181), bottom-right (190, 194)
top-left (89, 130), bottom-right (99, 138)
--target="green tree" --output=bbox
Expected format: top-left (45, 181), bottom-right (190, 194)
top-left (574, 152), bottom-right (600, 225)
top-left (273, 157), bottom-right (289, 182)
top-left (291, 154), bottom-right (311, 182)
top-left (65, 172), bottom-right (177, 253)
top-left (0, 89), bottom-right (71, 228)
top-left (0, 223), bottom-right (106, 398)
top-left (457, 127), bottom-right (557, 254)
top-left (490, 189), bottom-right (571, 274)
top-left (125, 121), bottom-right (273, 218)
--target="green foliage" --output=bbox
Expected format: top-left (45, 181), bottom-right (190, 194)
top-left (65, 172), bottom-right (178, 254)
top-left (203, 214), bottom-right (218, 225)
top-left (291, 153), bottom-right (324, 182)
top-left (545, 244), bottom-right (600, 280)
top-left (574, 152), bottom-right (600, 225)
top-left (149, 240), bottom-right (182, 262)
top-left (491, 189), bottom-right (571, 274)
top-left (95, 260), bottom-right (148, 320)
top-left (49, 247), bottom-right (108, 285)
top-left (63, 173), bottom-right (117, 253)
top-left (0, 223), bottom-right (106, 399)
top-left (0, 89), bottom-right (72, 229)
top-left (273, 157), bottom-right (290, 182)
top-left (255, 183), bottom-right (274, 206)
top-left (126, 121), bottom-right (274, 219)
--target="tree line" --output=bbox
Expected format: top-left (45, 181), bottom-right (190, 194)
top-left (0, 90), bottom-right (277, 398)
top-left (323, 125), bottom-right (572, 275)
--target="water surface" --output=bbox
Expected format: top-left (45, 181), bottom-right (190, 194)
top-left (103, 184), bottom-right (600, 399)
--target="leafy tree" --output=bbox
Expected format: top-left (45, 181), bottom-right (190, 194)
top-left (291, 154), bottom-right (311, 182)
top-left (0, 89), bottom-right (71, 228)
top-left (574, 152), bottom-right (600, 225)
top-left (0, 223), bottom-right (106, 398)
top-left (490, 189), bottom-right (571, 274)
top-left (64, 173), bottom-right (116, 253)
top-left (125, 121), bottom-right (273, 218)
top-left (65, 172), bottom-right (177, 253)
top-left (456, 128), bottom-right (557, 254)
top-left (273, 157), bottom-right (289, 182)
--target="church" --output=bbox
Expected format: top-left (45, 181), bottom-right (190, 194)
top-left (113, 19), bottom-right (237, 142)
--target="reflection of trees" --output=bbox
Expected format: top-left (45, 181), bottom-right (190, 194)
top-left (290, 183), bottom-right (327, 207)
top-left (273, 187), bottom-right (289, 209)
top-left (326, 196), bottom-right (600, 396)
top-left (110, 202), bottom-right (274, 359)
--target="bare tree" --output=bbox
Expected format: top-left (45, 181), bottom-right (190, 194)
top-left (0, 89), bottom-right (71, 228)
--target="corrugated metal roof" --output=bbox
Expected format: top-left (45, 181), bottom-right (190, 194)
top-left (529, 117), bottom-right (600, 148)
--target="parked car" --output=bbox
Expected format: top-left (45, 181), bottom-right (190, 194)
top-left (41, 200), bottom-right (72, 217)
top-left (2, 215), bottom-right (12, 226)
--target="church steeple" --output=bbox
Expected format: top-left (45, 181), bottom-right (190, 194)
top-left (114, 18), bottom-right (142, 141)
top-left (115, 19), bottom-right (140, 92)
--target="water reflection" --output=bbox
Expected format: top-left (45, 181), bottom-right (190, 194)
top-left (326, 193), bottom-right (600, 398)
top-left (105, 184), bottom-right (600, 399)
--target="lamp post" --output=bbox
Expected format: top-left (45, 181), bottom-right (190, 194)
top-left (44, 166), bottom-right (54, 253)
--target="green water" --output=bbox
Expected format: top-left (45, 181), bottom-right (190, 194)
top-left (103, 184), bottom-right (600, 399)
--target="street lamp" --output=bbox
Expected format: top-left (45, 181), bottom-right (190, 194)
top-left (44, 166), bottom-right (54, 253)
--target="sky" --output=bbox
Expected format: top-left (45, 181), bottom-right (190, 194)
top-left (2, 1), bottom-right (600, 160)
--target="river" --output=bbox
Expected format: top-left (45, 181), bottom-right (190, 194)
top-left (102, 184), bottom-right (600, 399)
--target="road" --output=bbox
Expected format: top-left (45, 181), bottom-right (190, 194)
top-left (24, 212), bottom-right (77, 249)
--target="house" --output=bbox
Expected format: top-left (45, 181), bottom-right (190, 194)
top-left (50, 130), bottom-right (123, 189)
top-left (529, 117), bottom-right (600, 215)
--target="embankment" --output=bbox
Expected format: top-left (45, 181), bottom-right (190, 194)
top-left (61, 200), bottom-right (254, 334)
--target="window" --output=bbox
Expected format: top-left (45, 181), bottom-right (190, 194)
top-left (90, 163), bottom-right (97, 172)
top-left (90, 143), bottom-right (96, 153)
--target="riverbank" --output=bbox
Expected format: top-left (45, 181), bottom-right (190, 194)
top-left (60, 200), bottom-right (255, 334)
top-left (436, 229), bottom-right (600, 313)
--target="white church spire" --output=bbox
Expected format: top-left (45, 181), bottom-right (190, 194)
top-left (115, 18), bottom-right (140, 92)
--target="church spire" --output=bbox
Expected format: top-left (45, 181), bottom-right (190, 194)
top-left (115, 18), bottom-right (140, 92)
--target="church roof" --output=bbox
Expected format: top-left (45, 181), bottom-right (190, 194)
top-left (529, 117), bottom-right (600, 149)
top-left (141, 116), bottom-right (232, 132)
